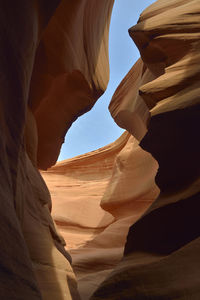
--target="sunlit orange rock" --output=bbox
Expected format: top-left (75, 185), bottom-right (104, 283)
top-left (1, 0), bottom-right (200, 299)
top-left (41, 0), bottom-right (200, 299)
top-left (29, 0), bottom-right (114, 170)
top-left (109, 59), bottom-right (154, 141)
top-left (0, 0), bottom-right (114, 299)
top-left (91, 0), bottom-right (200, 299)
top-left (42, 131), bottom-right (159, 299)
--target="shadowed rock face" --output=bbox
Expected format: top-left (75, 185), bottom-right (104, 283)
top-left (0, 1), bottom-right (61, 298)
top-left (91, 0), bottom-right (200, 299)
top-left (29, 0), bottom-right (114, 170)
top-left (0, 0), bottom-right (114, 299)
top-left (42, 132), bottom-right (159, 299)
top-left (42, 2), bottom-right (200, 298)
top-left (1, 0), bottom-right (200, 299)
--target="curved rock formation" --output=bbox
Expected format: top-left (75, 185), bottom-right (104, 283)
top-left (29, 0), bottom-right (114, 169)
top-left (91, 0), bottom-right (200, 299)
top-left (0, 1), bottom-right (114, 299)
top-left (1, 0), bottom-right (200, 299)
top-left (109, 58), bottom-right (154, 141)
top-left (42, 131), bottom-right (159, 299)
top-left (0, 1), bottom-right (62, 299)
top-left (41, 133), bottom-right (129, 249)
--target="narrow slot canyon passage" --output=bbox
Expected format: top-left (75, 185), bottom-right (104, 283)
top-left (41, 1), bottom-right (159, 299)
top-left (41, 0), bottom-right (200, 299)
top-left (0, 0), bottom-right (199, 299)
top-left (58, 0), bottom-right (155, 161)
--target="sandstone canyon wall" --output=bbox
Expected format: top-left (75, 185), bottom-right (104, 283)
top-left (41, 131), bottom-right (159, 299)
top-left (44, 0), bottom-right (200, 299)
top-left (91, 0), bottom-right (200, 299)
top-left (0, 1), bottom-right (114, 299)
top-left (0, 0), bottom-right (200, 299)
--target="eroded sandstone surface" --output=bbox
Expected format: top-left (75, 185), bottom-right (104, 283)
top-left (0, 0), bottom-right (114, 299)
top-left (0, 0), bottom-right (200, 299)
top-left (42, 131), bottom-right (159, 299)
top-left (29, 0), bottom-right (114, 170)
top-left (91, 0), bottom-right (200, 299)
top-left (43, 0), bottom-right (200, 299)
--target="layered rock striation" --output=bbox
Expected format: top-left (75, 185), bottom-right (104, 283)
top-left (42, 131), bottom-right (159, 299)
top-left (29, 0), bottom-right (114, 170)
top-left (1, 0), bottom-right (200, 299)
top-left (91, 0), bottom-right (200, 299)
top-left (0, 1), bottom-right (114, 299)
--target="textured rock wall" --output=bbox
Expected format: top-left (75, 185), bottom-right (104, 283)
top-left (42, 0), bottom-right (200, 298)
top-left (29, 0), bottom-right (114, 170)
top-left (0, 1), bottom-right (61, 298)
top-left (91, 0), bottom-right (200, 299)
top-left (42, 131), bottom-right (159, 299)
top-left (1, 0), bottom-right (200, 299)
top-left (0, 0), bottom-right (114, 299)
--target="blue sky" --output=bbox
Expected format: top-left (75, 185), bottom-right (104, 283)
top-left (58, 0), bottom-right (155, 161)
